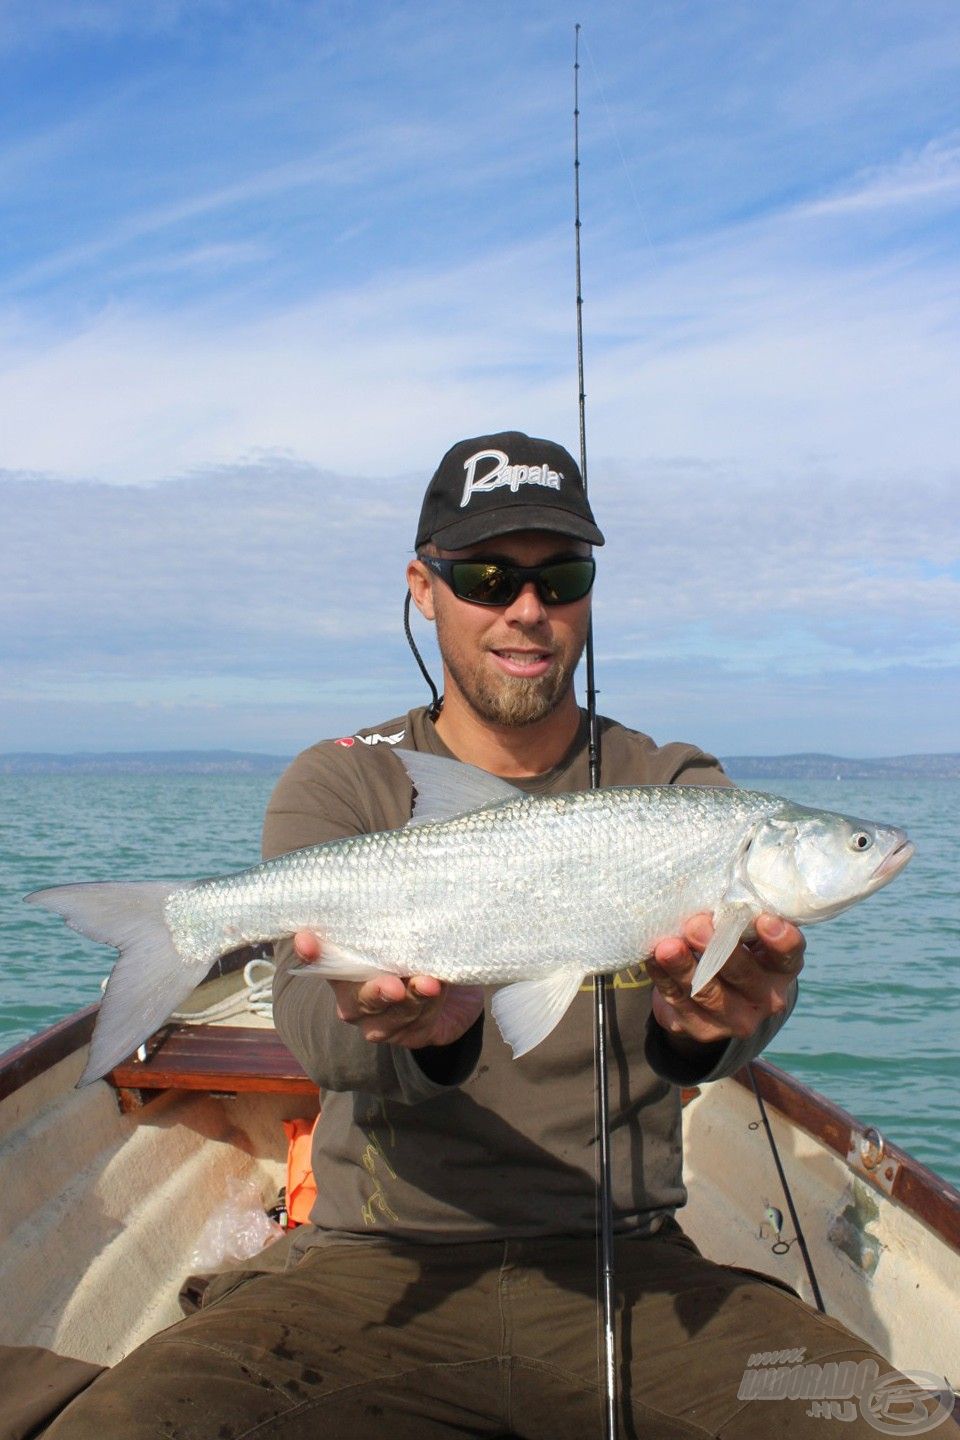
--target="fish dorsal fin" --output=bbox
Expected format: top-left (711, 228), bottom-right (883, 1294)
top-left (397, 750), bottom-right (523, 826)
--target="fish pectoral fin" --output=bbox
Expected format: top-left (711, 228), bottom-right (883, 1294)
top-left (396, 750), bottom-right (523, 826)
top-left (289, 938), bottom-right (394, 980)
top-left (689, 903), bottom-right (755, 996)
top-left (491, 968), bottom-right (584, 1059)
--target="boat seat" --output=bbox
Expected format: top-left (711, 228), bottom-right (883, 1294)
top-left (108, 1024), bottom-right (316, 1110)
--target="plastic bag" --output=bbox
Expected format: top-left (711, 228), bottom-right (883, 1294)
top-left (189, 1175), bottom-right (285, 1270)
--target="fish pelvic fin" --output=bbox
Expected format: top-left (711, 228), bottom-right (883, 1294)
top-left (491, 967), bottom-right (584, 1058)
top-left (688, 902), bottom-right (756, 996)
top-left (25, 881), bottom-right (210, 1087)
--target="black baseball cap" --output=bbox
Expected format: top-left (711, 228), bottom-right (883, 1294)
top-left (415, 431), bottom-right (605, 550)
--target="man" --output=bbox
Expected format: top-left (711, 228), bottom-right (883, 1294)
top-left (43, 432), bottom-right (954, 1438)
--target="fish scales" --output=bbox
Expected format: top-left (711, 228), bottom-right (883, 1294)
top-left (165, 785), bottom-right (781, 983)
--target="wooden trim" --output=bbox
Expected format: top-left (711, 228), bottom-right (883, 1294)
top-left (0, 1004), bottom-right (98, 1104)
top-left (108, 1024), bottom-right (315, 1097)
top-left (886, 1157), bottom-right (960, 1253)
top-left (734, 1059), bottom-right (960, 1252)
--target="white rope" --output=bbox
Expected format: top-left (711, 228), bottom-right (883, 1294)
top-left (168, 956), bottom-right (276, 1023)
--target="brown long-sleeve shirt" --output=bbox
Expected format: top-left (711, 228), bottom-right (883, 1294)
top-left (263, 706), bottom-right (795, 1246)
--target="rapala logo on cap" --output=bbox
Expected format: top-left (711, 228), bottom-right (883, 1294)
top-left (460, 449), bottom-right (562, 508)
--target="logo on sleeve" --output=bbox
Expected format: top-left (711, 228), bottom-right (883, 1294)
top-left (335, 730), bottom-right (405, 749)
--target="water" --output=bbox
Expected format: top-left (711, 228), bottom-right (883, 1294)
top-left (1, 773), bottom-right (957, 1187)
top-left (758, 778), bottom-right (960, 1190)
top-left (0, 773), bottom-right (277, 1048)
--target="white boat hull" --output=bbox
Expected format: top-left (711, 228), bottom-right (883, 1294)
top-left (1, 1007), bottom-right (957, 1391)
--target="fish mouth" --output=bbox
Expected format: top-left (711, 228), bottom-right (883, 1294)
top-left (873, 838), bottom-right (914, 881)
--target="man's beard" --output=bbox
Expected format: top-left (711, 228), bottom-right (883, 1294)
top-left (435, 614), bottom-right (580, 728)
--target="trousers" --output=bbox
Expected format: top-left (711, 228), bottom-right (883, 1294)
top-left (43, 1227), bottom-right (958, 1439)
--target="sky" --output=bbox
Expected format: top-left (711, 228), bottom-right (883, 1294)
top-left (1, 0), bottom-right (958, 758)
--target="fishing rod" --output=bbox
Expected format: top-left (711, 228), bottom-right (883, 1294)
top-left (574, 24), bottom-right (619, 1439)
top-left (747, 1063), bottom-right (826, 1313)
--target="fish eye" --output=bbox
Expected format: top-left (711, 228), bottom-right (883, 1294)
top-left (850, 831), bottom-right (873, 852)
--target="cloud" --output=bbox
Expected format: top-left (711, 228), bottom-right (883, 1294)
top-left (798, 137), bottom-right (960, 218)
top-left (1, 441), bottom-right (956, 756)
top-left (5, 122), bottom-right (456, 299)
top-left (0, 0), bottom-right (237, 51)
top-left (1, 1), bottom-right (958, 753)
top-left (2, 159), bottom-right (958, 487)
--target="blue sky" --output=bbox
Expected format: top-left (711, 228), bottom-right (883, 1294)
top-left (2, 0), bottom-right (958, 757)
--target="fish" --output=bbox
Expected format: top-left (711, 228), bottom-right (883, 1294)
top-left (25, 750), bottom-right (914, 1085)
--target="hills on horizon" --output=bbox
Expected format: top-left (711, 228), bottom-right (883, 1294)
top-left (0, 749), bottom-right (288, 776)
top-left (721, 752), bottom-right (960, 781)
top-left (1, 749), bottom-right (958, 780)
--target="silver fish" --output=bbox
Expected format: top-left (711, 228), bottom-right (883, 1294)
top-left (26, 751), bottom-right (913, 1085)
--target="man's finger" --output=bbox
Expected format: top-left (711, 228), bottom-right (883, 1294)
top-left (355, 975), bottom-right (409, 1013)
top-left (644, 957), bottom-right (685, 1000)
top-left (360, 982), bottom-right (445, 1043)
top-left (681, 914), bottom-right (714, 952)
top-left (330, 973), bottom-right (405, 1024)
top-left (294, 929), bottom-right (323, 962)
top-left (743, 942), bottom-right (804, 978)
top-left (752, 914), bottom-right (806, 972)
top-left (408, 974), bottom-right (442, 1000)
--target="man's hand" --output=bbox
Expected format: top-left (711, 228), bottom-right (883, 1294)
top-left (645, 913), bottom-right (804, 1056)
top-left (294, 931), bottom-right (485, 1049)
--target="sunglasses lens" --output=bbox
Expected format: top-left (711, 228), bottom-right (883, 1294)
top-left (446, 558), bottom-right (595, 605)
top-left (450, 563), bottom-right (519, 605)
top-left (538, 559), bottom-right (595, 603)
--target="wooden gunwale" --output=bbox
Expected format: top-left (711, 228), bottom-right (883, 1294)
top-left (734, 1059), bottom-right (960, 1250)
top-left (0, 1003), bottom-right (97, 1104)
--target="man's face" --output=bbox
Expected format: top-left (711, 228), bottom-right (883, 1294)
top-left (409, 531), bottom-right (593, 728)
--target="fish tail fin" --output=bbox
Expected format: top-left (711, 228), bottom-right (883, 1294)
top-left (25, 881), bottom-right (210, 1087)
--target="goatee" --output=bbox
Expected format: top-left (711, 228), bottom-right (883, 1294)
top-left (435, 614), bottom-right (577, 727)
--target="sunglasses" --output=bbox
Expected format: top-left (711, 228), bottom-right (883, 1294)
top-left (419, 555), bottom-right (596, 607)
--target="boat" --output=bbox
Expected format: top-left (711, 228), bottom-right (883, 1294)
top-left (1, 964), bottom-right (958, 1402)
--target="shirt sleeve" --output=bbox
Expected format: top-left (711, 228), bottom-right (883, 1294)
top-left (264, 745), bottom-right (483, 1102)
top-left (670, 748), bottom-right (733, 788)
top-left (643, 979), bottom-right (799, 1086)
top-left (272, 939), bottom-right (484, 1101)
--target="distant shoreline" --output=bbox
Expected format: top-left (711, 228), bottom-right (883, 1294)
top-left (0, 750), bottom-right (289, 776)
top-left (722, 753), bottom-right (960, 781)
top-left (1, 750), bottom-right (958, 780)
